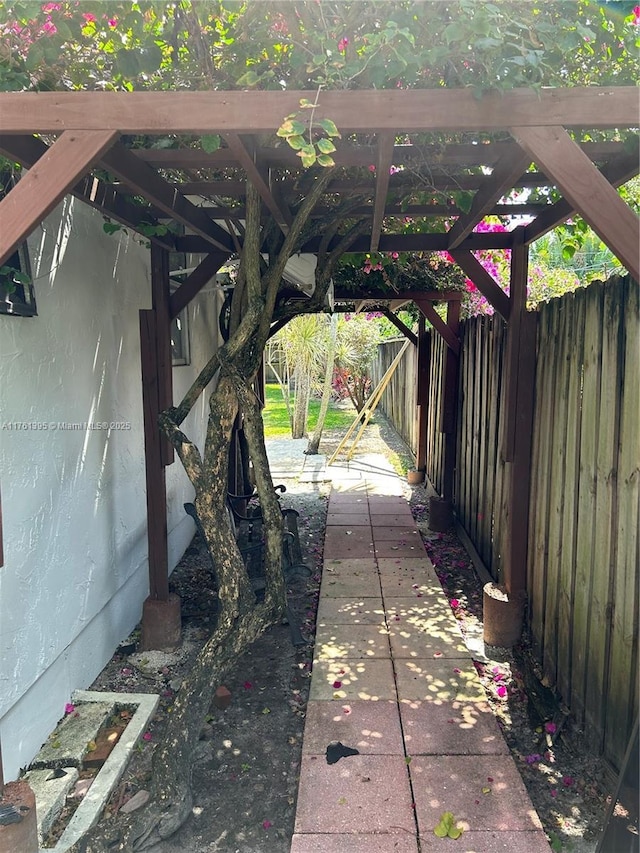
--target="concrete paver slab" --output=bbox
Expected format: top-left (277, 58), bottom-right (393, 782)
top-left (294, 755), bottom-right (415, 835)
top-left (291, 834), bottom-right (419, 853)
top-left (400, 699), bottom-right (509, 756)
top-left (376, 557), bottom-right (436, 574)
top-left (316, 597), bottom-right (386, 627)
top-left (410, 755), bottom-right (544, 833)
top-left (369, 513), bottom-right (416, 526)
top-left (324, 542), bottom-right (376, 560)
top-left (314, 624), bottom-right (391, 661)
top-left (380, 574), bottom-right (446, 598)
top-left (302, 700), bottom-right (404, 755)
top-left (395, 658), bottom-right (486, 702)
top-left (326, 513), bottom-right (372, 526)
top-left (310, 659), bottom-right (397, 701)
top-left (321, 576), bottom-right (381, 598)
top-left (426, 830), bottom-right (551, 852)
top-left (323, 558), bottom-right (378, 576)
top-left (372, 526), bottom-right (422, 542)
top-left (387, 615), bottom-right (469, 659)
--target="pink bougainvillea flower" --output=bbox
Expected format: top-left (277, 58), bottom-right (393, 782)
top-left (243, 681), bottom-right (253, 690)
top-left (64, 703), bottom-right (75, 715)
top-left (453, 667), bottom-right (461, 674)
top-left (450, 599), bottom-right (460, 608)
top-left (42, 3), bottom-right (61, 11)
top-left (332, 680), bottom-right (342, 689)
top-left (391, 251), bottom-right (399, 259)
top-left (368, 164), bottom-right (376, 172)
top-left (107, 18), bottom-right (118, 27)
top-left (544, 721), bottom-right (557, 734)
top-left (632, 5), bottom-right (640, 24)
top-left (42, 21), bottom-right (57, 34)
top-left (82, 12), bottom-right (96, 22)
top-left (550, 789), bottom-right (558, 798)
top-left (525, 753), bottom-right (542, 765)
top-left (496, 685), bottom-right (507, 698)
top-left (343, 706), bottom-right (351, 715)
top-left (262, 819), bottom-right (272, 830)
top-left (562, 776), bottom-right (575, 787)
top-left (142, 732), bottom-right (152, 741)
top-left (337, 37), bottom-right (349, 52)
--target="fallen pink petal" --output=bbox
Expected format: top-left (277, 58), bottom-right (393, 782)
top-left (262, 819), bottom-right (272, 830)
top-left (64, 703), bottom-right (75, 715)
top-left (332, 680), bottom-right (342, 689)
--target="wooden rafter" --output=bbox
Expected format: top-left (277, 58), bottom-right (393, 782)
top-left (370, 133), bottom-right (395, 253)
top-left (100, 143), bottom-right (234, 253)
top-left (413, 298), bottom-right (461, 355)
top-left (223, 133), bottom-right (292, 232)
top-left (169, 252), bottom-right (230, 320)
top-left (447, 146), bottom-right (532, 249)
top-left (0, 129), bottom-right (118, 266)
top-left (0, 134), bottom-right (174, 250)
top-left (0, 88), bottom-right (635, 134)
top-left (511, 125), bottom-right (640, 280)
top-left (449, 249), bottom-right (511, 321)
top-left (523, 149), bottom-right (640, 245)
top-left (380, 307), bottom-right (418, 346)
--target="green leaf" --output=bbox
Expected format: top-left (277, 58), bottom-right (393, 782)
top-left (103, 222), bottom-right (122, 235)
top-left (138, 44), bottom-right (163, 74)
top-left (298, 144), bottom-right (317, 167)
top-left (286, 135), bottom-right (306, 151)
top-left (235, 69), bottom-right (260, 88)
top-left (115, 49), bottom-right (142, 78)
top-left (434, 822), bottom-right (448, 838)
top-left (316, 118), bottom-right (341, 138)
top-left (200, 134), bottom-right (221, 153)
top-left (316, 154), bottom-right (335, 167)
top-left (448, 826), bottom-right (463, 839)
top-left (277, 119), bottom-right (306, 138)
top-left (316, 137), bottom-right (336, 154)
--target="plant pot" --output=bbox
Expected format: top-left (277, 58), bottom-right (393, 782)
top-left (428, 496), bottom-right (453, 531)
top-left (407, 469), bottom-right (424, 485)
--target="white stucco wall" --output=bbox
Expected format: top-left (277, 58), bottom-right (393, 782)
top-left (0, 199), bottom-right (222, 780)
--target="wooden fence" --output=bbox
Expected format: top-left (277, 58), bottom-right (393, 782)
top-left (370, 338), bottom-right (418, 455)
top-left (376, 275), bottom-right (638, 771)
top-left (527, 277), bottom-right (638, 768)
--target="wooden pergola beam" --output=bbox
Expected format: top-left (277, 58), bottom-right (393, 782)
top-left (370, 133), bottom-right (395, 253)
top-left (169, 252), bottom-right (230, 320)
top-left (0, 134), bottom-right (174, 250)
top-left (447, 146), bottom-right (532, 249)
top-left (0, 130), bottom-right (118, 266)
top-left (413, 298), bottom-right (461, 355)
top-left (511, 125), bottom-right (640, 279)
top-left (223, 133), bottom-right (292, 232)
top-left (380, 307), bottom-right (418, 346)
top-left (449, 249), bottom-right (511, 321)
top-left (100, 143), bottom-right (234, 253)
top-left (523, 149), bottom-right (640, 245)
top-left (0, 88), bottom-right (635, 134)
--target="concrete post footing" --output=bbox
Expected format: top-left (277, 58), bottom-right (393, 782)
top-left (483, 582), bottom-right (525, 648)
top-left (140, 593), bottom-right (182, 651)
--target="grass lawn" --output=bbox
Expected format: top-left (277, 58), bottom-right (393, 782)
top-left (263, 383), bottom-right (358, 437)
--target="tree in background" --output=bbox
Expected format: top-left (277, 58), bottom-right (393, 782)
top-left (334, 314), bottom-right (385, 412)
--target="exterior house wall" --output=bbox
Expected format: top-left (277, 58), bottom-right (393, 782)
top-left (0, 199), bottom-right (221, 780)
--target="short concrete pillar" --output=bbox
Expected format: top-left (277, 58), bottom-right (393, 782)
top-left (483, 582), bottom-right (525, 648)
top-left (140, 593), bottom-right (181, 652)
top-left (0, 780), bottom-right (39, 853)
top-left (429, 496), bottom-right (453, 531)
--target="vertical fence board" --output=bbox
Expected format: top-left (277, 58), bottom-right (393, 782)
top-left (483, 317), bottom-right (502, 572)
top-left (477, 318), bottom-right (491, 554)
top-left (529, 301), bottom-right (555, 665)
top-left (571, 284), bottom-right (604, 724)
top-left (605, 278), bottom-right (640, 768)
top-left (585, 283), bottom-right (624, 749)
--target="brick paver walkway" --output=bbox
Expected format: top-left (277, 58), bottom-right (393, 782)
top-left (291, 458), bottom-right (550, 852)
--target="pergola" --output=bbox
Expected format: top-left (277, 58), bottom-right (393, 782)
top-left (0, 86), bottom-right (638, 647)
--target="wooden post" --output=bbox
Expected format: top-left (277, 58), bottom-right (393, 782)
top-left (484, 228), bottom-right (536, 647)
top-left (441, 300), bottom-right (461, 503)
top-left (150, 244), bottom-right (174, 466)
top-left (416, 317), bottom-right (430, 472)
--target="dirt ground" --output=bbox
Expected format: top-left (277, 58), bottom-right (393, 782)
top-left (74, 415), bottom-right (612, 853)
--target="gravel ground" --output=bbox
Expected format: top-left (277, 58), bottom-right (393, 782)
top-left (55, 413), bottom-right (611, 853)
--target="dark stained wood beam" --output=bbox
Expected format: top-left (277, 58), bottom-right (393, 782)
top-left (334, 288), bottom-right (463, 302)
top-left (137, 139), bottom-right (626, 170)
top-left (416, 318), bottom-right (430, 472)
top-left (151, 244), bottom-right (174, 467)
top-left (176, 231), bottom-right (515, 255)
top-left (413, 298), bottom-right (461, 355)
top-left (381, 307), bottom-right (418, 346)
top-left (139, 308), bottom-right (169, 600)
top-left (0, 130), bottom-right (118, 266)
top-left (511, 125), bottom-right (640, 279)
top-left (0, 134), bottom-right (174, 250)
top-left (370, 133), bottom-right (395, 253)
top-left (223, 133), bottom-right (292, 232)
top-left (523, 149), bottom-right (640, 245)
top-left (100, 143), bottom-right (234, 252)
top-left (170, 251), bottom-right (230, 320)
top-left (449, 249), bottom-right (511, 321)
top-left (0, 88), bottom-right (635, 134)
top-left (447, 146), bottom-right (532, 249)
